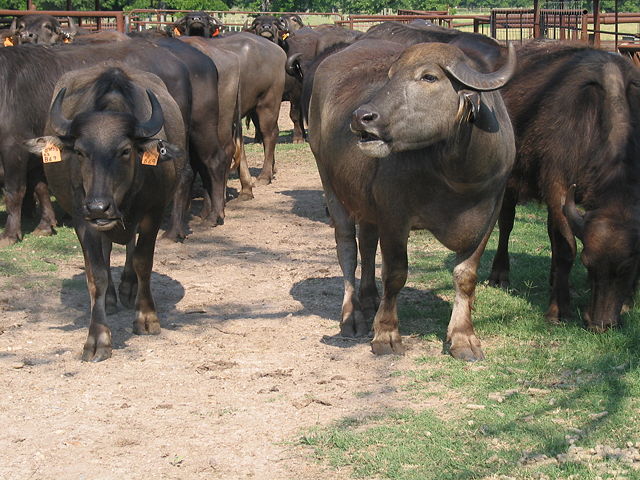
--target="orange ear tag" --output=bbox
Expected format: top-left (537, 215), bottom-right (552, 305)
top-left (42, 144), bottom-right (62, 163)
top-left (173, 27), bottom-right (182, 37)
top-left (141, 149), bottom-right (159, 166)
top-left (3, 37), bottom-right (14, 46)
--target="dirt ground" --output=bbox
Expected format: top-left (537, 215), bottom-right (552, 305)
top-left (0, 104), bottom-right (436, 480)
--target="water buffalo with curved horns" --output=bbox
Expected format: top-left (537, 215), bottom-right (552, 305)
top-left (488, 40), bottom-right (640, 331)
top-left (309, 40), bottom-right (516, 360)
top-left (26, 65), bottom-right (186, 361)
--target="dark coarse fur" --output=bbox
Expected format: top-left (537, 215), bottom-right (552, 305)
top-left (490, 39), bottom-right (640, 331)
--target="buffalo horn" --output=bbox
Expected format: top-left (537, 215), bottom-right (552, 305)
top-left (9, 17), bottom-right (17, 34)
top-left (445, 42), bottom-right (516, 92)
top-left (135, 90), bottom-right (164, 139)
top-left (49, 88), bottom-right (72, 135)
top-left (66, 17), bottom-right (78, 34)
top-left (563, 184), bottom-right (585, 240)
top-left (286, 53), bottom-right (303, 78)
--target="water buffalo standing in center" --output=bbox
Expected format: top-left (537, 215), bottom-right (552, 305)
top-left (488, 40), bottom-right (640, 331)
top-left (26, 65), bottom-right (186, 361)
top-left (309, 40), bottom-right (516, 359)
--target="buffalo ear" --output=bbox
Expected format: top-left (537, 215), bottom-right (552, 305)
top-left (137, 138), bottom-right (185, 161)
top-left (455, 89), bottom-right (481, 123)
top-left (24, 135), bottom-right (69, 154)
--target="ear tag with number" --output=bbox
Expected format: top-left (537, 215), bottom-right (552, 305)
top-left (3, 37), bottom-right (14, 47)
top-left (141, 148), bottom-right (159, 166)
top-left (42, 144), bottom-right (62, 163)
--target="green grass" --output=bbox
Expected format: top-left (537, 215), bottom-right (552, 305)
top-left (302, 203), bottom-right (640, 479)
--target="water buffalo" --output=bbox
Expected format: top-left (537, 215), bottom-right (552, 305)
top-left (26, 65), bottom-right (186, 361)
top-left (212, 33), bottom-right (285, 185)
top-left (7, 14), bottom-right (76, 45)
top-left (0, 39), bottom-right (221, 245)
top-left (488, 40), bottom-right (640, 331)
top-left (172, 11), bottom-right (222, 38)
top-left (309, 40), bottom-right (516, 360)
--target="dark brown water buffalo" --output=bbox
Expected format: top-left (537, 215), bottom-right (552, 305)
top-left (172, 11), bottom-right (223, 38)
top-left (212, 33), bottom-right (285, 185)
top-left (0, 39), bottom-right (221, 245)
top-left (7, 14), bottom-right (76, 45)
top-left (283, 25), bottom-right (363, 143)
top-left (179, 37), bottom-right (249, 200)
top-left (26, 65), bottom-right (186, 361)
top-left (309, 40), bottom-right (516, 360)
top-left (488, 40), bottom-right (640, 331)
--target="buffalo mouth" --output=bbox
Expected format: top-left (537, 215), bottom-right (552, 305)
top-left (87, 217), bottom-right (121, 231)
top-left (351, 126), bottom-right (391, 158)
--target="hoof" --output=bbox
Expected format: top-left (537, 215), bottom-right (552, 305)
top-left (371, 331), bottom-right (405, 355)
top-left (340, 309), bottom-right (369, 337)
top-left (82, 326), bottom-right (112, 362)
top-left (488, 271), bottom-right (509, 289)
top-left (160, 229), bottom-right (186, 243)
top-left (133, 312), bottom-right (161, 335)
top-left (32, 227), bottom-right (55, 237)
top-left (292, 137), bottom-right (305, 144)
top-left (0, 236), bottom-right (19, 248)
top-left (238, 192), bottom-right (254, 201)
top-left (256, 176), bottom-right (272, 186)
top-left (447, 335), bottom-right (484, 362)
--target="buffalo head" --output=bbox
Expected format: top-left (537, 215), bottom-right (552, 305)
top-left (9, 15), bottom-right (75, 45)
top-left (350, 42), bottom-right (516, 158)
top-left (564, 184), bottom-right (640, 330)
top-left (26, 88), bottom-right (179, 232)
top-left (172, 12), bottom-right (222, 38)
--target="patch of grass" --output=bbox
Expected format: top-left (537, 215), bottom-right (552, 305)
top-left (0, 224), bottom-right (81, 278)
top-left (303, 203), bottom-right (640, 479)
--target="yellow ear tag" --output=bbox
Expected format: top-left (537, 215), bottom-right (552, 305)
top-left (173, 27), bottom-right (182, 37)
top-left (281, 32), bottom-right (290, 40)
top-left (141, 149), bottom-right (159, 166)
top-left (42, 144), bottom-right (62, 163)
top-left (3, 37), bottom-right (14, 47)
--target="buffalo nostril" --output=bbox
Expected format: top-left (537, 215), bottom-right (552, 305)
top-left (85, 199), bottom-right (110, 215)
top-left (354, 108), bottom-right (378, 124)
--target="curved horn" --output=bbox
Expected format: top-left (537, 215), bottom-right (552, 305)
top-left (445, 42), bottom-right (516, 92)
top-left (242, 18), bottom-right (252, 31)
top-left (135, 90), bottom-right (164, 139)
top-left (49, 87), bottom-right (72, 135)
top-left (563, 184), bottom-right (585, 241)
top-left (66, 16), bottom-right (78, 34)
top-left (9, 17), bottom-right (17, 34)
top-left (285, 53), bottom-right (303, 78)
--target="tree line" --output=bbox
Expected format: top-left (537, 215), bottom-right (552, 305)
top-left (0, 0), bottom-right (631, 18)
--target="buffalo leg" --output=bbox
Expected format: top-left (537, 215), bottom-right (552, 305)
top-left (131, 212), bottom-right (162, 335)
top-left (446, 233), bottom-right (492, 362)
top-left (102, 236), bottom-right (118, 315)
top-left (118, 236), bottom-right (138, 310)
top-left (321, 177), bottom-right (367, 337)
top-left (161, 162), bottom-right (194, 242)
top-left (236, 140), bottom-right (254, 201)
top-left (489, 189), bottom-right (517, 288)
top-left (358, 221), bottom-right (379, 328)
top-left (31, 173), bottom-right (57, 236)
top-left (546, 205), bottom-right (576, 323)
top-left (255, 98), bottom-right (281, 186)
top-left (0, 148), bottom-right (28, 246)
top-left (76, 222), bottom-right (112, 362)
top-left (289, 97), bottom-right (305, 144)
top-left (371, 223), bottom-right (410, 355)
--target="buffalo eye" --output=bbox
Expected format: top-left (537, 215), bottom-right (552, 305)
top-left (45, 24), bottom-right (53, 31)
top-left (121, 147), bottom-right (132, 158)
top-left (421, 73), bottom-right (438, 83)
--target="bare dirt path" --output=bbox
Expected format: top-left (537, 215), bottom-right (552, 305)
top-left (0, 106), bottom-right (433, 480)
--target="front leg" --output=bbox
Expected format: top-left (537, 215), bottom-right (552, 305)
top-left (371, 223), bottom-right (410, 355)
top-left (446, 227), bottom-right (495, 362)
top-left (321, 177), bottom-right (367, 337)
top-left (75, 222), bottom-right (113, 362)
top-left (358, 221), bottom-right (379, 328)
top-left (546, 204), bottom-right (577, 323)
top-left (131, 212), bottom-right (163, 335)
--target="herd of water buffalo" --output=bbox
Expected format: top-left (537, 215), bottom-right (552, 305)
top-left (0, 12), bottom-right (638, 362)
